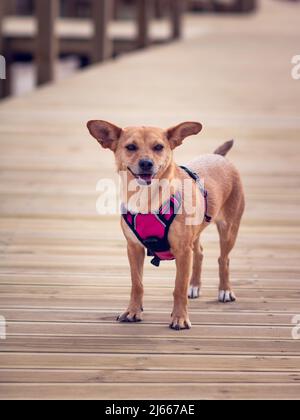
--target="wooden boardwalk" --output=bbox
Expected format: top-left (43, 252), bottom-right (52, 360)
top-left (0, 0), bottom-right (300, 399)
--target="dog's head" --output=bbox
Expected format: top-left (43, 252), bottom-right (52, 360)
top-left (87, 120), bottom-right (202, 185)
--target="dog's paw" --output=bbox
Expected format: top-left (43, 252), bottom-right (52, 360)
top-left (169, 314), bottom-right (192, 331)
top-left (188, 286), bottom-right (201, 299)
top-left (117, 309), bottom-right (143, 323)
top-left (218, 290), bottom-right (236, 303)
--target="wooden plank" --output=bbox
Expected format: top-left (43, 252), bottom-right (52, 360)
top-left (2, 321), bottom-right (295, 340)
top-left (0, 257), bottom-right (298, 275)
top-left (1, 369), bottom-right (299, 384)
top-left (0, 308), bottom-right (296, 326)
top-left (0, 240), bottom-right (300, 266)
top-left (0, 283), bottom-right (299, 304)
top-left (1, 383), bottom-right (300, 400)
top-left (1, 353), bottom-right (299, 371)
top-left (0, 284), bottom-right (300, 302)
top-left (0, 274), bottom-right (300, 289)
top-left (1, 336), bottom-right (299, 356)
top-left (35, 0), bottom-right (59, 86)
top-left (1, 296), bottom-right (300, 313)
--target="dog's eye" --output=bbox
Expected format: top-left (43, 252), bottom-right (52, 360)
top-left (153, 144), bottom-right (164, 152)
top-left (126, 144), bottom-right (138, 152)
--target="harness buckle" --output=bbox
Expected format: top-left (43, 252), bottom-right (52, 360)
top-left (144, 237), bottom-right (160, 250)
top-left (151, 257), bottom-right (161, 267)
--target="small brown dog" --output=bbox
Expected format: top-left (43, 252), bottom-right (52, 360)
top-left (87, 120), bottom-right (245, 330)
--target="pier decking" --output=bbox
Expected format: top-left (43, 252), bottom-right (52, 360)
top-left (0, 0), bottom-right (300, 400)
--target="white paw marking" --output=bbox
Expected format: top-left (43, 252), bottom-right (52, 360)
top-left (188, 286), bottom-right (201, 299)
top-left (218, 290), bottom-right (236, 303)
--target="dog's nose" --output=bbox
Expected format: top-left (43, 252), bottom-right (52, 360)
top-left (139, 159), bottom-right (154, 172)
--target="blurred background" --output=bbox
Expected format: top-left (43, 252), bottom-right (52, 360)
top-left (0, 0), bottom-right (260, 98)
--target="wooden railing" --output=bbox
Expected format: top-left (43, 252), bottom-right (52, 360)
top-left (189, 0), bottom-right (257, 12)
top-left (0, 0), bottom-right (185, 99)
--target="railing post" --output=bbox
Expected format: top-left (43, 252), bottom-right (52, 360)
top-left (137, 0), bottom-right (153, 49)
top-left (36, 0), bottom-right (59, 86)
top-left (154, 0), bottom-right (166, 19)
top-left (91, 0), bottom-right (113, 63)
top-left (170, 0), bottom-right (184, 40)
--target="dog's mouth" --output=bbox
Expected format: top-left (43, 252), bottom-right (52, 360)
top-left (128, 168), bottom-right (155, 186)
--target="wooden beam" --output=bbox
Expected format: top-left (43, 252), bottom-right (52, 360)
top-left (233, 0), bottom-right (257, 13)
top-left (91, 0), bottom-right (113, 63)
top-left (35, 0), bottom-right (59, 86)
top-left (137, 0), bottom-right (152, 49)
top-left (213, 0), bottom-right (257, 13)
top-left (170, 0), bottom-right (184, 40)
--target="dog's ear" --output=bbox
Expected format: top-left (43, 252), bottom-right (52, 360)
top-left (166, 122), bottom-right (202, 150)
top-left (87, 120), bottom-right (122, 151)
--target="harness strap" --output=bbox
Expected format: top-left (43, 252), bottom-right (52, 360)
top-left (180, 166), bottom-right (212, 223)
top-left (121, 167), bottom-right (211, 268)
top-left (122, 193), bottom-right (181, 267)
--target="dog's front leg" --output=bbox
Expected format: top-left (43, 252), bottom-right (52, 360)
top-left (118, 241), bottom-right (145, 323)
top-left (170, 247), bottom-right (193, 330)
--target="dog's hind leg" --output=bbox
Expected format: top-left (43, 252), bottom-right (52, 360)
top-left (188, 237), bottom-right (203, 299)
top-left (216, 190), bottom-right (245, 303)
top-left (170, 246), bottom-right (193, 330)
top-left (216, 166), bottom-right (245, 303)
top-left (216, 217), bottom-right (242, 303)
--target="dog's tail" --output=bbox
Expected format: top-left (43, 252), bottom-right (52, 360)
top-left (214, 140), bottom-right (234, 157)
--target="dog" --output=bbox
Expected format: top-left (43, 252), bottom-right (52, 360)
top-left (87, 120), bottom-right (245, 330)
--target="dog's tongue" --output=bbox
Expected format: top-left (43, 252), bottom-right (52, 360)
top-left (138, 174), bottom-right (153, 185)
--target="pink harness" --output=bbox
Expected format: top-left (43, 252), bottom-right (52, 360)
top-left (122, 166), bottom-right (211, 267)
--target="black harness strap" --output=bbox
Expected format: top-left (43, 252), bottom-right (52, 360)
top-left (180, 166), bottom-right (212, 223)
